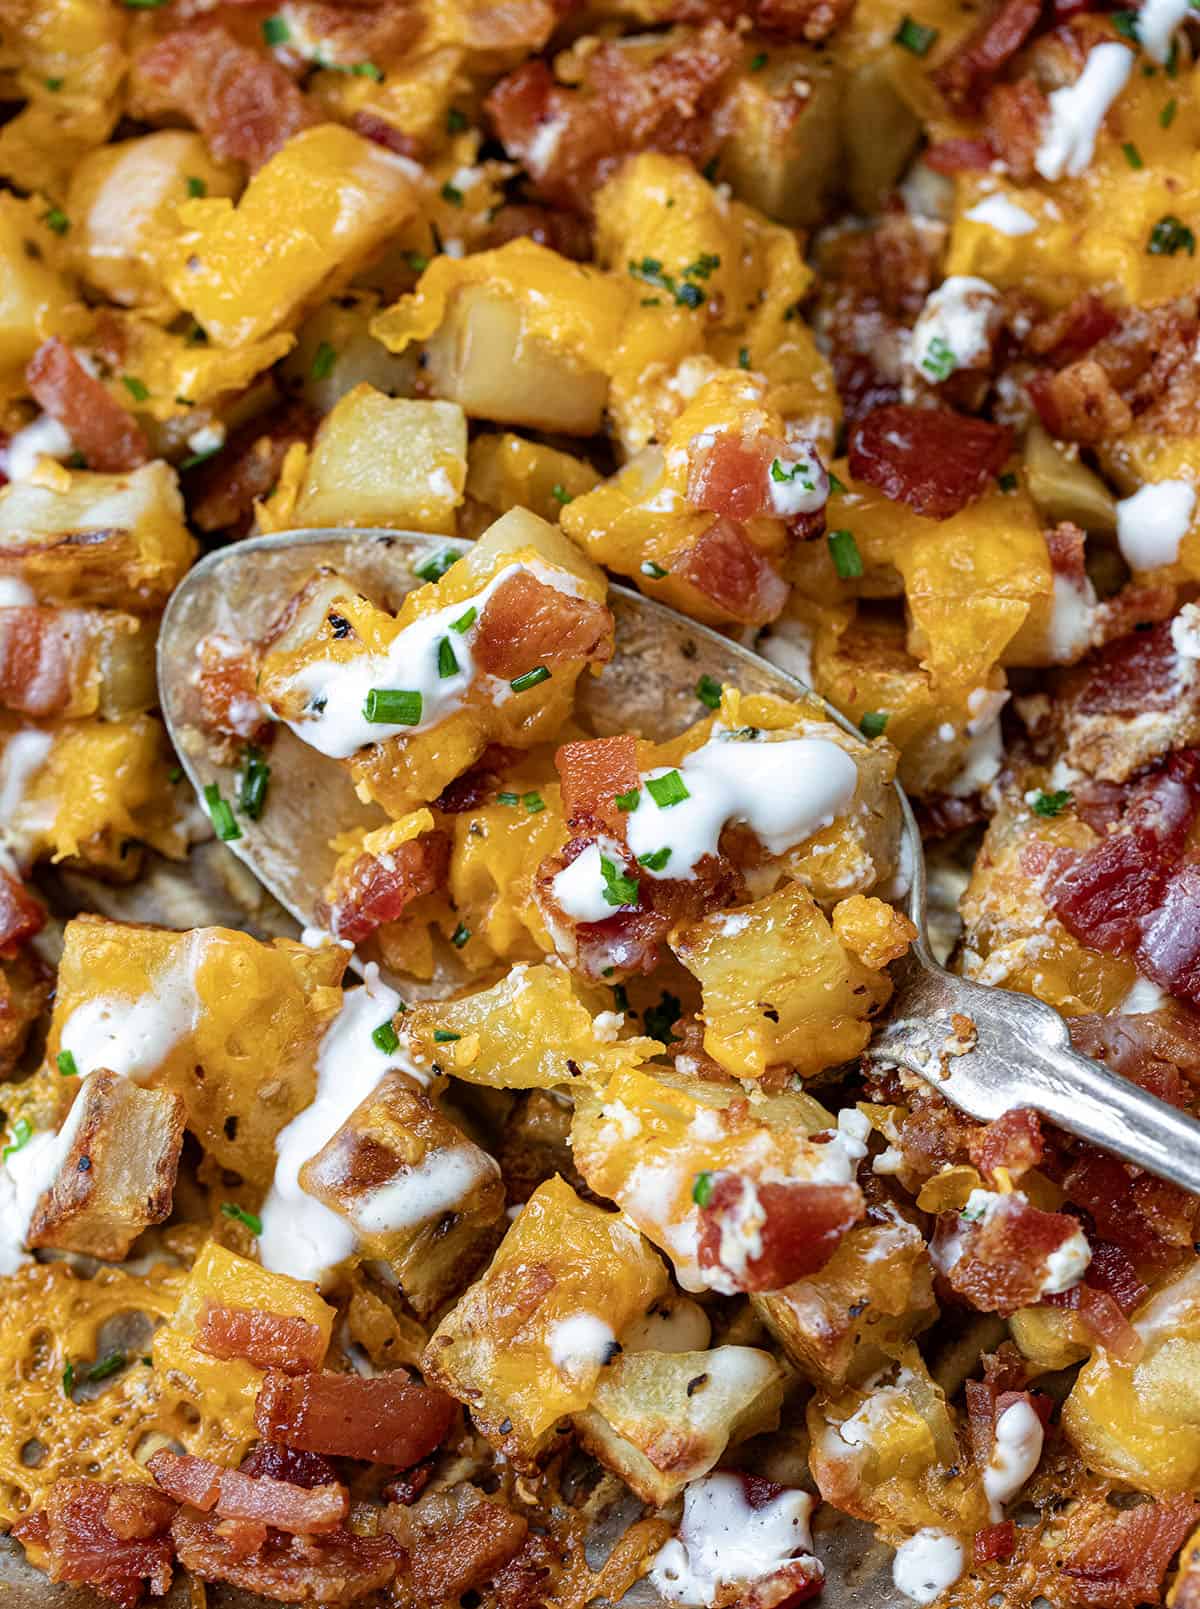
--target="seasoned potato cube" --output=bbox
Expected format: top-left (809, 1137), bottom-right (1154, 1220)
top-left (754, 1216), bottom-right (936, 1391)
top-left (838, 55), bottom-right (923, 214)
top-left (166, 124), bottom-right (418, 347)
top-left (0, 609), bottom-right (158, 722)
top-left (46, 917), bottom-right (347, 1188)
top-left (672, 884), bottom-right (897, 1081)
top-left (154, 1242), bottom-right (336, 1459)
top-left (67, 132), bottom-right (239, 312)
top-left (25, 1068), bottom-right (185, 1261)
top-left (575, 1345), bottom-right (782, 1504)
top-left (465, 433), bottom-right (602, 532)
top-left (292, 386), bottom-right (467, 534)
top-left (422, 1176), bottom-right (669, 1465)
top-left (402, 963), bottom-right (661, 1090)
top-left (720, 52), bottom-right (842, 228)
top-left (0, 463), bottom-right (195, 611)
top-left (0, 196), bottom-right (74, 385)
top-left (300, 1069), bottom-right (504, 1318)
top-left (282, 293), bottom-right (420, 414)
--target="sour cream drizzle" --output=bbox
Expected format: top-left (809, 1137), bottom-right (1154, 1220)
top-left (650, 1473), bottom-right (816, 1607)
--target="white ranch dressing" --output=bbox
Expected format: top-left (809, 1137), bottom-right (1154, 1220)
top-left (1037, 1225), bottom-right (1092, 1295)
top-left (281, 559), bottom-right (582, 760)
top-left (963, 195), bottom-right (1037, 236)
top-left (910, 276), bottom-right (999, 383)
top-left (1034, 43), bottom-right (1134, 180)
top-left (1137, 0), bottom-right (1190, 61)
top-left (892, 1529), bottom-right (965, 1605)
top-left (650, 1472), bottom-right (816, 1606)
top-left (0, 729), bottom-right (53, 868)
top-left (1045, 571), bottom-right (1096, 663)
top-left (983, 1398), bottom-right (1044, 1520)
top-left (351, 1145), bottom-right (498, 1234)
top-left (552, 838), bottom-right (627, 922)
top-left (548, 1312), bottom-right (617, 1378)
top-left (0, 1082), bottom-right (90, 1274)
top-left (58, 937), bottom-right (203, 1084)
top-left (1116, 480), bottom-right (1196, 571)
top-left (0, 577), bottom-right (35, 608)
top-left (764, 441), bottom-right (828, 518)
top-left (0, 415), bottom-right (73, 483)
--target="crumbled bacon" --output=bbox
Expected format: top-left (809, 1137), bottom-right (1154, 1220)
top-left (573, 905), bottom-right (672, 981)
top-left (1135, 860), bottom-right (1200, 1007)
top-left (1025, 293), bottom-right (1119, 363)
top-left (190, 401), bottom-right (317, 536)
top-left (933, 0), bottom-right (1042, 106)
top-left (26, 340), bottom-right (149, 475)
top-left (673, 517), bottom-right (790, 626)
top-left (696, 1174), bottom-right (865, 1292)
top-left (349, 111), bottom-right (423, 160)
top-left (0, 867), bottom-right (45, 956)
top-left (1042, 1282), bottom-right (1142, 1361)
top-left (923, 137), bottom-right (997, 172)
top-left (433, 744), bottom-right (523, 813)
top-left (974, 1521), bottom-right (1016, 1562)
top-left (255, 1369), bottom-right (457, 1467)
top-left (104, 1489), bottom-right (177, 1545)
top-left (969, 1109), bottom-right (1044, 1183)
top-left (687, 431), bottom-right (826, 538)
top-left (1069, 1006), bottom-right (1200, 1113)
top-left (196, 632), bottom-right (273, 746)
top-left (135, 24), bottom-right (318, 172)
top-left (1061, 1147), bottom-right (1198, 1271)
top-left (1058, 1495), bottom-right (1199, 1609)
top-left (315, 830), bottom-right (450, 945)
top-left (492, 1532), bottom-right (563, 1609)
top-left (239, 1442), bottom-right (339, 1491)
top-left (982, 80), bottom-right (1049, 182)
top-left (149, 1451), bottom-right (347, 1536)
top-left (14, 1481), bottom-right (175, 1609)
top-left (171, 1508), bottom-right (402, 1604)
top-left (0, 607), bottom-right (80, 717)
top-left (1082, 1239), bottom-right (1149, 1314)
top-left (194, 1302), bottom-right (328, 1376)
top-left (472, 571), bottom-right (615, 679)
top-left (754, 0), bottom-right (855, 40)
top-left (555, 735), bottom-right (640, 843)
top-left (396, 1490), bottom-right (529, 1602)
top-left (847, 405), bottom-right (1012, 520)
top-left (483, 203), bottom-right (593, 262)
top-left (936, 1194), bottom-right (1085, 1315)
top-left (1028, 360), bottom-right (1132, 443)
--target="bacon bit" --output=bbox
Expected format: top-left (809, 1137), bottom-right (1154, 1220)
top-left (194, 1302), bottom-right (327, 1376)
top-left (969, 1109), bottom-right (1044, 1184)
top-left (433, 744), bottom-right (523, 813)
top-left (191, 401), bottom-right (317, 537)
top-left (493, 1532), bottom-right (563, 1609)
top-left (0, 607), bottom-right (77, 717)
top-left (934, 0), bottom-right (1042, 107)
top-left (1135, 859), bottom-right (1200, 1007)
top-left (924, 137), bottom-right (997, 172)
top-left (171, 1508), bottom-right (402, 1604)
top-left (938, 1195), bottom-right (1085, 1315)
top-left (0, 868), bottom-right (45, 956)
top-left (255, 1369), bottom-right (457, 1467)
top-left (315, 830), bottom-right (450, 946)
top-left (403, 1492), bottom-right (529, 1602)
top-left (1043, 1281), bottom-right (1142, 1361)
top-left (1025, 293), bottom-right (1120, 363)
top-left (696, 1174), bottom-right (865, 1292)
top-left (754, 0), bottom-right (855, 41)
top-left (149, 1450), bottom-right (347, 1535)
top-left (1083, 1240), bottom-right (1149, 1314)
top-left (380, 1457), bottom-right (435, 1507)
top-left (674, 517), bottom-right (790, 626)
top-left (349, 111), bottom-right (422, 161)
top-left (212, 1516), bottom-right (269, 1563)
top-left (135, 25), bottom-right (318, 172)
top-left (848, 405), bottom-right (1012, 521)
top-left (26, 340), bottom-right (148, 475)
top-left (239, 1442), bottom-right (339, 1491)
top-left (473, 571), bottom-right (615, 679)
top-left (915, 792), bottom-right (988, 840)
top-left (974, 1521), bottom-right (1016, 1562)
top-left (687, 431), bottom-right (826, 535)
top-left (1028, 360), bottom-right (1133, 443)
top-left (483, 203), bottom-right (593, 262)
top-left (1061, 1146), bottom-right (1197, 1271)
top-left (573, 905), bottom-right (671, 981)
top-left (1059, 1496), bottom-right (1199, 1609)
top-left (196, 633), bottom-right (273, 747)
top-left (104, 1489), bottom-right (177, 1544)
top-left (555, 735), bottom-right (640, 843)
top-left (1069, 1006), bottom-right (1200, 1111)
top-left (14, 1481), bottom-right (174, 1608)
top-left (1066, 620), bottom-right (1184, 723)
top-left (982, 79), bottom-right (1049, 182)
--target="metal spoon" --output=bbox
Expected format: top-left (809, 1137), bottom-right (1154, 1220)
top-left (158, 526), bottom-right (1200, 1195)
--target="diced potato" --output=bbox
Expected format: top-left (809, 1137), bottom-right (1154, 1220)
top-left (839, 54), bottom-right (923, 214)
top-left (281, 292), bottom-right (420, 414)
top-left (754, 1216), bottom-right (936, 1391)
top-left (67, 132), bottom-right (239, 312)
top-left (25, 1068), bottom-right (185, 1261)
top-left (0, 196), bottom-right (75, 389)
top-left (300, 1069), bottom-right (504, 1318)
top-left (465, 433), bottom-right (601, 532)
top-left (0, 609), bottom-right (156, 721)
top-left (402, 963), bottom-right (661, 1089)
top-left (292, 385), bottom-right (467, 534)
top-left (165, 124), bottom-right (418, 347)
top-left (1022, 425), bottom-right (1117, 533)
top-left (672, 884), bottom-right (895, 1081)
top-left (574, 1345), bottom-right (782, 1504)
top-left (422, 1175), bottom-right (669, 1465)
top-left (0, 463), bottom-right (195, 612)
top-left (1009, 1305), bottom-right (1089, 1372)
top-left (154, 1242), bottom-right (336, 1458)
top-left (720, 52), bottom-right (842, 228)
top-left (444, 780), bottom-right (567, 968)
top-left (45, 917), bottom-right (348, 1189)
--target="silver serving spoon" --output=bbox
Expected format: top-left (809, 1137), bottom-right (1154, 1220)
top-left (158, 527), bottom-right (1200, 1196)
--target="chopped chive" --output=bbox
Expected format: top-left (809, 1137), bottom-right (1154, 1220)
top-left (203, 783), bottom-right (241, 842)
top-left (510, 666), bottom-right (550, 693)
top-left (238, 745), bottom-right (270, 821)
top-left (1032, 788), bottom-right (1073, 817)
top-left (42, 206), bottom-right (69, 235)
top-left (644, 990), bottom-right (681, 1043)
top-left (692, 1171), bottom-right (714, 1207)
top-left (434, 1029), bottom-right (460, 1043)
top-left (645, 770), bottom-right (689, 808)
top-left (168, 765), bottom-right (184, 783)
top-left (750, 50), bottom-right (768, 69)
top-left (87, 1351), bottom-right (127, 1383)
top-left (828, 471), bottom-right (846, 495)
top-left (997, 471), bottom-right (1018, 493)
top-left (920, 335), bottom-right (956, 383)
top-left (451, 606), bottom-right (477, 633)
top-left (121, 0), bottom-right (170, 7)
top-left (57, 1050), bottom-right (78, 1078)
top-left (860, 711), bottom-right (889, 739)
top-left (497, 791), bottom-right (520, 806)
top-left (640, 560), bottom-right (668, 578)
top-left (180, 446), bottom-right (221, 470)
top-left (1161, 96), bottom-right (1178, 128)
top-left (405, 251), bottom-right (430, 273)
top-left (522, 791), bottom-right (545, 814)
top-left (350, 60), bottom-right (383, 79)
top-left (451, 922), bottom-right (471, 949)
top-left (372, 1018), bottom-right (399, 1054)
top-left (262, 15), bottom-right (289, 44)
top-left (186, 175), bottom-right (207, 198)
top-left (638, 847), bottom-right (671, 871)
top-left (615, 788), bottom-right (641, 812)
top-left (122, 375), bottom-right (149, 402)
top-left (1148, 214), bottom-right (1195, 256)
top-left (828, 528), bottom-right (863, 579)
top-left (436, 636), bottom-right (459, 678)
top-left (738, 346), bottom-right (751, 369)
top-left (696, 673), bottom-right (723, 710)
top-left (893, 14), bottom-right (939, 53)
top-left (551, 483), bottom-right (573, 505)
top-left (1122, 141), bottom-right (1144, 169)
top-left (703, 157), bottom-right (719, 181)
top-left (600, 855), bottom-right (640, 908)
top-left (675, 281), bottom-right (704, 309)
top-left (363, 688), bottom-right (423, 725)
top-left (220, 1201), bottom-right (263, 1234)
top-left (441, 182), bottom-right (464, 206)
top-left (311, 341), bottom-right (337, 381)
top-left (446, 107), bottom-right (468, 133)
top-left (45, 76), bottom-right (63, 91)
top-left (1111, 9), bottom-right (1139, 37)
top-left (62, 1361), bottom-right (75, 1395)
top-left (3, 1117), bottom-right (32, 1159)
top-left (413, 548), bottom-right (457, 582)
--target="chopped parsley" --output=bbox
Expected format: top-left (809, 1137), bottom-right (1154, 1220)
top-left (238, 746), bottom-right (270, 822)
top-left (203, 783), bottom-right (241, 842)
top-left (451, 922), bottom-right (471, 949)
top-left (122, 375), bottom-right (149, 402)
top-left (828, 528), bottom-right (864, 579)
top-left (696, 673), bottom-right (723, 710)
top-left (220, 1202), bottom-right (263, 1235)
top-left (1148, 214), bottom-right (1195, 256)
top-left (551, 483), bottom-right (573, 505)
top-left (638, 847), bottom-right (672, 871)
top-left (692, 1171), bottom-right (715, 1207)
top-left (45, 76), bottom-right (63, 91)
top-left (1122, 141), bottom-right (1144, 170)
top-left (372, 1018), bottom-right (400, 1054)
top-left (615, 788), bottom-right (641, 812)
top-left (436, 635), bottom-right (459, 678)
top-left (510, 665), bottom-right (551, 693)
top-left (627, 255), bottom-right (715, 310)
top-left (57, 1049), bottom-right (79, 1077)
top-left (441, 182), bottom-right (464, 206)
top-left (262, 15), bottom-right (289, 44)
top-left (645, 770), bottom-right (689, 808)
top-left (311, 341), bottom-right (337, 380)
top-left (600, 855), bottom-right (639, 908)
top-left (186, 175), bottom-right (207, 198)
top-left (3, 1117), bottom-right (31, 1160)
top-left (405, 251), bottom-right (430, 273)
top-left (363, 688), bottom-right (422, 724)
top-left (860, 711), bottom-right (889, 739)
top-left (413, 548), bottom-right (458, 582)
top-left (1031, 788), bottom-right (1073, 817)
top-left (893, 14), bottom-right (939, 53)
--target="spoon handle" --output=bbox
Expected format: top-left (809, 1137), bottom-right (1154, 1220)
top-left (867, 953), bottom-right (1200, 1197)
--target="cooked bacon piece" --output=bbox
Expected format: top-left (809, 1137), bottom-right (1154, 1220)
top-left (26, 340), bottom-right (148, 475)
top-left (395, 1490), bottom-right (529, 1602)
top-left (135, 25), bottom-right (318, 172)
top-left (969, 1109), bottom-right (1043, 1184)
top-left (104, 1489), bottom-right (177, 1545)
top-left (191, 401), bottom-right (317, 536)
top-left (149, 1451), bottom-right (346, 1536)
top-left (315, 830), bottom-right (450, 945)
top-left (974, 1522), bottom-right (1016, 1562)
top-left (433, 744), bottom-right (523, 813)
top-left (1083, 1239), bottom-right (1148, 1314)
top-left (1069, 1005), bottom-right (1200, 1112)
top-left (492, 1533), bottom-right (563, 1609)
top-left (196, 632), bottom-right (273, 746)
top-left (473, 571), bottom-right (614, 681)
top-left (1028, 359), bottom-right (1132, 443)
top-left (255, 1369), bottom-right (456, 1467)
top-left (0, 867), bottom-right (44, 955)
top-left (239, 1442), bottom-right (339, 1491)
top-left (687, 431), bottom-right (826, 534)
top-left (755, 0), bottom-right (855, 40)
top-left (574, 905), bottom-right (671, 981)
top-left (934, 0), bottom-right (1042, 107)
top-left (1058, 1495), bottom-right (1199, 1609)
top-left (555, 735), bottom-right (640, 842)
top-left (0, 607), bottom-right (78, 716)
top-left (1136, 859), bottom-right (1200, 1007)
top-left (350, 111), bottom-right (422, 160)
top-left (982, 79), bottom-right (1049, 181)
top-left (1043, 1281), bottom-right (1142, 1361)
top-left (1062, 1146), bottom-right (1197, 1271)
top-left (696, 1174), bottom-right (865, 1292)
top-left (1025, 293), bottom-right (1120, 363)
top-left (937, 1194), bottom-right (1085, 1315)
top-left (848, 405), bottom-right (1012, 521)
top-left (171, 1508), bottom-right (401, 1604)
top-left (381, 1458), bottom-right (436, 1507)
top-left (268, 1), bottom-right (420, 69)
top-left (483, 203), bottom-right (593, 262)
top-left (674, 517), bottom-right (790, 626)
top-left (14, 1481), bottom-right (174, 1609)
top-left (194, 1302), bottom-right (327, 1376)
top-left (924, 137), bottom-right (997, 172)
